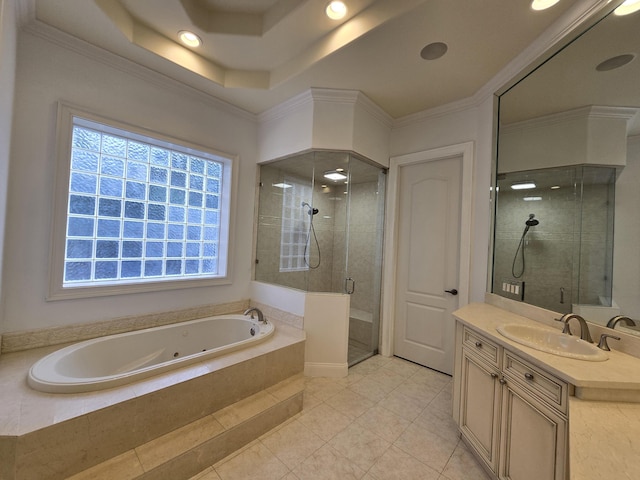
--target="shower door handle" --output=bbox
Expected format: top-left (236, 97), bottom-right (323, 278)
top-left (345, 277), bottom-right (355, 295)
top-left (445, 289), bottom-right (458, 296)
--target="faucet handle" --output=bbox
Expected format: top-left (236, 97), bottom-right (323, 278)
top-left (597, 333), bottom-right (621, 351)
top-left (554, 317), bottom-right (572, 335)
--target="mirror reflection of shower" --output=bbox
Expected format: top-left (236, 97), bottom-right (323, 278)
top-left (302, 201), bottom-right (321, 269)
top-left (512, 213), bottom-right (539, 278)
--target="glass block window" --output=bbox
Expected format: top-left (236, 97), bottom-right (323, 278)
top-left (280, 179), bottom-right (312, 272)
top-left (61, 115), bottom-right (232, 288)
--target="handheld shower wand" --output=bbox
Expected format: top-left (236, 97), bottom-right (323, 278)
top-left (301, 201), bottom-right (319, 216)
top-left (512, 214), bottom-right (539, 278)
top-left (301, 201), bottom-right (321, 268)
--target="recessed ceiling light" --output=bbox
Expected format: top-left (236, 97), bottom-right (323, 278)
top-left (511, 182), bottom-right (536, 190)
top-left (324, 170), bottom-right (348, 181)
top-left (420, 42), bottom-right (448, 60)
top-left (596, 54), bottom-right (635, 71)
top-left (550, 185), bottom-right (561, 190)
top-left (523, 196), bottom-right (542, 201)
top-left (326, 1), bottom-right (347, 20)
top-left (531, 0), bottom-right (560, 11)
top-left (178, 30), bottom-right (202, 48)
top-left (615, 0), bottom-right (640, 16)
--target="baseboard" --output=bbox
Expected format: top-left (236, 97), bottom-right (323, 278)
top-left (304, 361), bottom-right (348, 378)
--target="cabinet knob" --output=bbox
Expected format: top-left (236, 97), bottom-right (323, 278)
top-left (524, 372), bottom-right (534, 381)
top-left (475, 341), bottom-right (482, 348)
top-left (499, 378), bottom-right (507, 385)
top-left (490, 373), bottom-right (498, 379)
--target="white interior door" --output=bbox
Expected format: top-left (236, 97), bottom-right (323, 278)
top-left (393, 155), bottom-right (462, 374)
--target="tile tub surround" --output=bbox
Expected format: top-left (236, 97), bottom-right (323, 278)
top-left (0, 299), bottom-right (252, 353)
top-left (0, 320), bottom-right (305, 480)
top-left (453, 302), bottom-right (640, 480)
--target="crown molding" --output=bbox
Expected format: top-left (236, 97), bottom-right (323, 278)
top-left (21, 19), bottom-right (257, 123)
top-left (500, 105), bottom-right (639, 134)
top-left (256, 88), bottom-right (314, 124)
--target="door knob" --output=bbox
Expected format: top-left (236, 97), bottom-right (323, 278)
top-left (445, 289), bottom-right (458, 296)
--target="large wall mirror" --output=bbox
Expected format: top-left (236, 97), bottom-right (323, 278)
top-left (492, 2), bottom-right (640, 335)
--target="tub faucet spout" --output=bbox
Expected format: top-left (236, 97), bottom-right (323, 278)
top-left (244, 307), bottom-right (267, 325)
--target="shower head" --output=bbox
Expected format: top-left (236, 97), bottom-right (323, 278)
top-left (525, 213), bottom-right (539, 227)
top-left (301, 201), bottom-right (319, 216)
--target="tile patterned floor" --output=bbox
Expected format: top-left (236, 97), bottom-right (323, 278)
top-left (190, 355), bottom-right (491, 480)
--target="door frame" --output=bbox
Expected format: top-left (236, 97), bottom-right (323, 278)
top-left (380, 141), bottom-right (475, 357)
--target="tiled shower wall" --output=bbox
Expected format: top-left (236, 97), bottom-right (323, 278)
top-left (255, 167), bottom-right (383, 315)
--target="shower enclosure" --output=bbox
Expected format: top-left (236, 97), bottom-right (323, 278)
top-left (492, 165), bottom-right (616, 313)
top-left (255, 151), bottom-right (386, 366)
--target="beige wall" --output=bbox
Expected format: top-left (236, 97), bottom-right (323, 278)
top-left (0, 0), bottom-right (17, 334)
top-left (3, 31), bottom-right (258, 333)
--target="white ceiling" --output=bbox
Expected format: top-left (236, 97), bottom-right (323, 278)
top-left (24, 0), bottom-right (584, 118)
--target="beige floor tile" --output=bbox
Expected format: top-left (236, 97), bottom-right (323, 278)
top-left (324, 389), bottom-right (375, 419)
top-left (348, 360), bottom-right (382, 376)
top-left (354, 405), bottom-right (411, 443)
top-left (408, 367), bottom-right (452, 391)
top-left (429, 388), bottom-right (454, 416)
top-left (366, 368), bottom-right (406, 391)
top-left (394, 423), bottom-right (459, 473)
top-left (261, 419), bottom-right (325, 469)
top-left (303, 377), bottom-right (346, 402)
top-left (213, 439), bottom-right (261, 469)
top-left (368, 445), bottom-right (441, 480)
top-left (440, 442), bottom-right (492, 480)
top-left (296, 403), bottom-right (352, 442)
top-left (413, 404), bottom-right (461, 445)
top-left (189, 466), bottom-right (223, 480)
top-left (379, 389), bottom-right (430, 422)
top-left (393, 379), bottom-right (442, 403)
top-left (292, 444), bottom-right (365, 480)
top-left (215, 441), bottom-right (290, 480)
top-left (347, 376), bottom-right (394, 402)
top-left (327, 422), bottom-right (390, 471)
top-left (382, 357), bottom-right (422, 378)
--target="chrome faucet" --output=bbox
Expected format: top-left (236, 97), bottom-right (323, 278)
top-left (556, 313), bottom-right (593, 343)
top-left (606, 315), bottom-right (637, 330)
top-left (243, 307), bottom-right (267, 324)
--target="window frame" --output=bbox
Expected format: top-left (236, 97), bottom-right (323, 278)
top-left (48, 102), bottom-right (237, 300)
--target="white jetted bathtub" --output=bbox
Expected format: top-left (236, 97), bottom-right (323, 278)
top-left (28, 314), bottom-right (274, 393)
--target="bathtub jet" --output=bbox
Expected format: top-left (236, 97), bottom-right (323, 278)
top-left (27, 314), bottom-right (275, 394)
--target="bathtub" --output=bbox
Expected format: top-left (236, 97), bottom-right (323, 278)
top-left (28, 314), bottom-right (274, 393)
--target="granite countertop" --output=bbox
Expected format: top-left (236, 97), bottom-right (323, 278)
top-left (453, 302), bottom-right (640, 480)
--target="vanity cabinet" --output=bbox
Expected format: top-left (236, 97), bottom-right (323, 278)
top-left (457, 324), bottom-right (568, 480)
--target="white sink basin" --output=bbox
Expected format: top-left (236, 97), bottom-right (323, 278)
top-left (497, 324), bottom-right (608, 362)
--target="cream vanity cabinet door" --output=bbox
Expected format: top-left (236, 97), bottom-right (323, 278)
top-left (458, 327), bottom-right (502, 474)
top-left (499, 379), bottom-right (568, 480)
top-left (459, 349), bottom-right (502, 473)
top-left (498, 351), bottom-right (568, 480)
top-left (455, 323), bottom-right (569, 480)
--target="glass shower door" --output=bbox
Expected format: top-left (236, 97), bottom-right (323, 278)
top-left (343, 155), bottom-right (386, 366)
